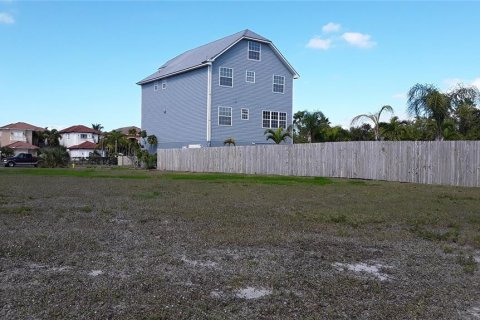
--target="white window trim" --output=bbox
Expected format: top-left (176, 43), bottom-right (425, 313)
top-left (262, 110), bottom-right (287, 128)
top-left (154, 81), bottom-right (159, 91)
top-left (241, 108), bottom-right (249, 120)
top-left (219, 67), bottom-right (234, 88)
top-left (218, 106), bottom-right (233, 126)
top-left (248, 41), bottom-right (261, 61)
top-left (245, 70), bottom-right (255, 83)
top-left (162, 79), bottom-right (167, 89)
top-left (272, 75), bottom-right (286, 94)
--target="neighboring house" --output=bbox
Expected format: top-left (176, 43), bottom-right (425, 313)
top-left (137, 29), bottom-right (299, 149)
top-left (68, 141), bottom-right (99, 158)
top-left (59, 125), bottom-right (101, 158)
top-left (0, 122), bottom-right (44, 156)
top-left (114, 126), bottom-right (141, 143)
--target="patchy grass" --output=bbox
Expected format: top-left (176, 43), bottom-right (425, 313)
top-left (164, 172), bottom-right (333, 185)
top-left (1, 168), bottom-right (479, 319)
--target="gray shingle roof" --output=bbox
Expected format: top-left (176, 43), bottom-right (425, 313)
top-left (137, 29), bottom-right (297, 85)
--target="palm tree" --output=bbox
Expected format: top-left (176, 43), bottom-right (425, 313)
top-left (103, 130), bottom-right (126, 155)
top-left (92, 123), bottom-right (104, 132)
top-left (147, 134), bottom-right (158, 147)
top-left (264, 126), bottom-right (291, 144)
top-left (223, 137), bottom-right (236, 146)
top-left (380, 116), bottom-right (407, 141)
top-left (42, 128), bottom-right (61, 146)
top-left (407, 83), bottom-right (479, 141)
top-left (351, 105), bottom-right (394, 141)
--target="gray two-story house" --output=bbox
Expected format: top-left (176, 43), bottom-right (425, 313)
top-left (137, 29), bottom-right (299, 149)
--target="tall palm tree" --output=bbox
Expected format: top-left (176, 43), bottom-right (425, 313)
top-left (407, 83), bottom-right (479, 141)
top-left (103, 130), bottom-right (126, 154)
top-left (92, 123), bottom-right (104, 132)
top-left (264, 127), bottom-right (291, 144)
top-left (351, 105), bottom-right (394, 141)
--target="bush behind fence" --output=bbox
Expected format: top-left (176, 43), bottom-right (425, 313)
top-left (157, 141), bottom-right (480, 187)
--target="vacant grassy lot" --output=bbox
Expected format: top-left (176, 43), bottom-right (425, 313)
top-left (1, 168), bottom-right (479, 319)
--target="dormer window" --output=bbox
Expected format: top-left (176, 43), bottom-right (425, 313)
top-left (248, 41), bottom-right (261, 61)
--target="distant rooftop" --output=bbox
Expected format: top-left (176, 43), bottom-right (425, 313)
top-left (0, 122), bottom-right (44, 131)
top-left (59, 125), bottom-right (101, 134)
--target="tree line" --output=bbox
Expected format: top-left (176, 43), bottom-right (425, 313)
top-left (293, 83), bottom-right (480, 143)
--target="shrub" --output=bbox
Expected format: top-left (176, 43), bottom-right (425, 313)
top-left (39, 146), bottom-right (70, 168)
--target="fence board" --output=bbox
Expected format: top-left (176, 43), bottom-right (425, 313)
top-left (157, 141), bottom-right (480, 187)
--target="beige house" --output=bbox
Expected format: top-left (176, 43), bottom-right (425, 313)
top-left (0, 122), bottom-right (44, 156)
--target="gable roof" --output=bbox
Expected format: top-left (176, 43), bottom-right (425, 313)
top-left (137, 29), bottom-right (298, 85)
top-left (59, 125), bottom-right (101, 134)
top-left (0, 122), bottom-right (44, 131)
top-left (5, 141), bottom-right (39, 149)
top-left (68, 141), bottom-right (98, 150)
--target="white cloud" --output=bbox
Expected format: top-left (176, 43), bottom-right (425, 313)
top-left (0, 12), bottom-right (14, 24)
top-left (392, 93), bottom-right (406, 100)
top-left (322, 22), bottom-right (341, 33)
top-left (306, 37), bottom-right (332, 50)
top-left (342, 32), bottom-right (376, 48)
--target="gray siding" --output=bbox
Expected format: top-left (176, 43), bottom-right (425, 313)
top-left (141, 67), bottom-right (208, 149)
top-left (211, 39), bottom-right (294, 146)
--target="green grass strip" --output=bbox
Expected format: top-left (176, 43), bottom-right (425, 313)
top-left (164, 172), bottom-right (333, 185)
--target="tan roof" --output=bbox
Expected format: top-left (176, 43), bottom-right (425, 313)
top-left (114, 126), bottom-right (141, 135)
top-left (59, 125), bottom-right (101, 134)
top-left (0, 122), bottom-right (44, 131)
top-left (4, 141), bottom-right (40, 149)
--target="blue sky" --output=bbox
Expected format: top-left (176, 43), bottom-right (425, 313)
top-left (1, 1), bottom-right (479, 131)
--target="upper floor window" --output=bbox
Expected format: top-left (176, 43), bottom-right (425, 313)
top-left (246, 71), bottom-right (255, 83)
top-left (218, 106), bottom-right (232, 126)
top-left (162, 79), bottom-right (167, 89)
top-left (219, 67), bottom-right (233, 87)
top-left (154, 81), bottom-right (159, 91)
top-left (273, 75), bottom-right (285, 94)
top-left (241, 108), bottom-right (249, 120)
top-left (263, 110), bottom-right (287, 128)
top-left (248, 41), bottom-right (261, 61)
top-left (80, 134), bottom-right (88, 139)
top-left (10, 130), bottom-right (25, 141)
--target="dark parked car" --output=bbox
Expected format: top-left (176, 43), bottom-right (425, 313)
top-left (2, 153), bottom-right (39, 167)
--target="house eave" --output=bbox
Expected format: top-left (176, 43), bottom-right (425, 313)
top-left (136, 63), bottom-right (209, 85)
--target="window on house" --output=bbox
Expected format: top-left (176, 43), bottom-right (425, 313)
top-left (262, 111), bottom-right (271, 128)
top-left (273, 75), bottom-right (285, 93)
top-left (80, 134), bottom-right (88, 139)
top-left (10, 131), bottom-right (25, 141)
top-left (154, 81), bottom-right (159, 91)
top-left (263, 110), bottom-right (287, 128)
top-left (246, 71), bottom-right (255, 83)
top-left (241, 108), bottom-right (249, 120)
top-left (218, 106), bottom-right (232, 126)
top-left (219, 67), bottom-right (233, 87)
top-left (162, 79), bottom-right (167, 89)
top-left (279, 112), bottom-right (287, 128)
top-left (248, 41), bottom-right (261, 60)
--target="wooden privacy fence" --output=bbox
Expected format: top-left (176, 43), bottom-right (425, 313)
top-left (157, 141), bottom-right (480, 187)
